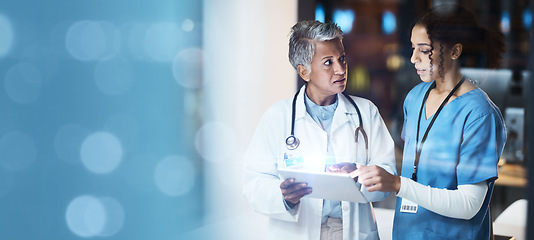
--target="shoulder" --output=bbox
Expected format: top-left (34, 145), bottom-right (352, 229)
top-left (261, 98), bottom-right (292, 120)
top-left (342, 94), bottom-right (385, 121)
top-left (344, 94), bottom-right (378, 112)
top-left (464, 89), bottom-right (502, 115)
top-left (460, 88), bottom-right (505, 126)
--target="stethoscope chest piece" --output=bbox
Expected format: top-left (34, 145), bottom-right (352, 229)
top-left (285, 135), bottom-right (300, 150)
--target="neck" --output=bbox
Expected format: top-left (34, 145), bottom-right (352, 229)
top-left (305, 88), bottom-right (336, 106)
top-left (434, 69), bottom-right (463, 92)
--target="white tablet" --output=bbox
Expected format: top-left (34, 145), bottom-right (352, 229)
top-left (278, 168), bottom-right (367, 203)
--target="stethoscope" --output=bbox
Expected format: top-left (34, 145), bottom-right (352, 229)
top-left (285, 86), bottom-right (369, 161)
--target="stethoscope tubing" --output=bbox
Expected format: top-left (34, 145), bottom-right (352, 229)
top-left (286, 86), bottom-right (369, 161)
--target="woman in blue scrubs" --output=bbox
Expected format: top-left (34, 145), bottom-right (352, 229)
top-left (350, 4), bottom-right (507, 239)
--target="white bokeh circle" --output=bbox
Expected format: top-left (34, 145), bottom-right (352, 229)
top-left (181, 19), bottom-right (194, 32)
top-left (122, 23), bottom-right (149, 59)
top-left (172, 48), bottom-right (203, 89)
top-left (65, 195), bottom-right (125, 238)
top-left (65, 195), bottom-right (106, 238)
top-left (0, 14), bottom-right (14, 58)
top-left (66, 20), bottom-right (106, 61)
top-left (145, 22), bottom-right (182, 62)
top-left (96, 197), bottom-right (125, 237)
top-left (154, 155), bottom-right (195, 196)
top-left (80, 132), bottom-right (123, 174)
top-left (66, 20), bottom-right (121, 61)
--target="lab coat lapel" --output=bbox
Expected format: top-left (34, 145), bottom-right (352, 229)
top-left (331, 93), bottom-right (352, 133)
top-left (331, 94), bottom-right (358, 164)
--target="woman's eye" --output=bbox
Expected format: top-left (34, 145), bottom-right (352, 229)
top-left (324, 60), bottom-right (332, 66)
top-left (340, 56), bottom-right (346, 64)
top-left (421, 50), bottom-right (431, 54)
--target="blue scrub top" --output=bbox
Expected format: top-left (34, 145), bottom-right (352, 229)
top-left (393, 81), bottom-right (506, 240)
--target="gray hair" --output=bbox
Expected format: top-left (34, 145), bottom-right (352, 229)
top-left (288, 20), bottom-right (343, 74)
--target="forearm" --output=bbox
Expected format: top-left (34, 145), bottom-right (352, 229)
top-left (397, 177), bottom-right (488, 220)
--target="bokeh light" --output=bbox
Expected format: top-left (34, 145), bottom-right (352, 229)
top-left (523, 8), bottom-right (532, 30)
top-left (382, 11), bottom-right (397, 35)
top-left (315, 4), bottom-right (325, 23)
top-left (66, 20), bottom-right (107, 61)
top-left (65, 20), bottom-right (121, 61)
top-left (96, 197), bottom-right (125, 237)
top-left (0, 14), bottom-right (14, 58)
top-left (501, 11), bottom-right (511, 34)
top-left (80, 132), bottom-right (123, 174)
top-left (123, 23), bottom-right (149, 59)
top-left (145, 22), bottom-right (182, 62)
top-left (66, 195), bottom-right (105, 237)
top-left (172, 47), bottom-right (203, 89)
top-left (333, 9), bottom-right (355, 34)
top-left (181, 19), bottom-right (194, 32)
top-left (95, 56), bottom-right (133, 96)
top-left (96, 21), bottom-right (122, 59)
top-left (154, 155), bottom-right (196, 196)
top-left (66, 195), bottom-right (125, 238)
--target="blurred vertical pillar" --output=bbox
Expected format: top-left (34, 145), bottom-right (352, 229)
top-left (526, 1), bottom-right (534, 239)
top-left (203, 0), bottom-right (298, 223)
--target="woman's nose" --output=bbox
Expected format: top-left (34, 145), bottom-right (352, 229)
top-left (410, 51), bottom-right (418, 64)
top-left (334, 61), bottom-right (346, 75)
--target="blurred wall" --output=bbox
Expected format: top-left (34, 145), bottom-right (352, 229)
top-left (198, 0), bottom-right (298, 237)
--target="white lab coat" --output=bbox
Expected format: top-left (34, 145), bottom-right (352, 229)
top-left (243, 85), bottom-right (397, 240)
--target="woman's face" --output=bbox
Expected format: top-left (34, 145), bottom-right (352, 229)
top-left (410, 24), bottom-right (452, 82)
top-left (306, 39), bottom-right (347, 102)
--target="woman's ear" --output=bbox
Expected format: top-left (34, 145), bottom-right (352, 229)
top-left (451, 43), bottom-right (463, 60)
top-left (297, 65), bottom-right (310, 82)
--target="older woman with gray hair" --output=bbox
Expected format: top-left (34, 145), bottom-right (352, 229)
top-left (243, 20), bottom-right (397, 240)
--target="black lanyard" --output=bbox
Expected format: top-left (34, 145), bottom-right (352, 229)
top-left (412, 77), bottom-right (465, 181)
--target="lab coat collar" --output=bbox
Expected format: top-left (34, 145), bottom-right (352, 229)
top-left (294, 85), bottom-right (357, 131)
top-left (332, 92), bottom-right (356, 132)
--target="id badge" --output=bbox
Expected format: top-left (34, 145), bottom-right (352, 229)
top-left (400, 198), bottom-right (418, 213)
top-left (284, 153), bottom-right (303, 168)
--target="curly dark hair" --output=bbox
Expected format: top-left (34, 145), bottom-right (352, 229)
top-left (415, 4), bottom-right (506, 80)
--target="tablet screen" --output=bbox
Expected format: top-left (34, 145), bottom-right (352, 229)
top-left (278, 168), bottom-right (367, 203)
